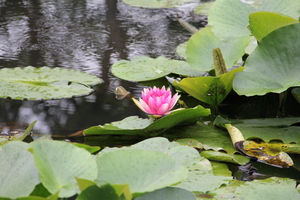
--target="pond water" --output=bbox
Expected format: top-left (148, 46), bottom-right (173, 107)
top-left (0, 0), bottom-right (205, 138)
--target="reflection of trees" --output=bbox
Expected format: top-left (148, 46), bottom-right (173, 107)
top-left (0, 0), bottom-right (191, 135)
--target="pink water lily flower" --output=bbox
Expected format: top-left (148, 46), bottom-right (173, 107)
top-left (132, 86), bottom-right (180, 117)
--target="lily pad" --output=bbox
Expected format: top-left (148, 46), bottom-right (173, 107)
top-left (84, 105), bottom-right (210, 137)
top-left (111, 56), bottom-right (204, 82)
top-left (0, 66), bottom-right (102, 100)
top-left (233, 23), bottom-right (300, 96)
top-left (95, 149), bottom-right (189, 195)
top-left (28, 140), bottom-right (98, 198)
top-left (174, 67), bottom-right (244, 106)
top-left (249, 11), bottom-right (299, 41)
top-left (122, 0), bottom-right (198, 8)
top-left (213, 177), bottom-right (299, 199)
top-left (208, 0), bottom-right (256, 40)
top-left (164, 122), bottom-right (237, 155)
top-left (0, 142), bottom-right (40, 199)
top-left (185, 26), bottom-right (250, 71)
top-left (208, 0), bottom-right (300, 40)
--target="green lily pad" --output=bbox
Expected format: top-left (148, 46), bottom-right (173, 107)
top-left (208, 0), bottom-right (256, 40)
top-left (111, 56), bottom-right (204, 82)
top-left (0, 142), bottom-right (40, 199)
top-left (122, 0), bottom-right (198, 8)
top-left (230, 117), bottom-right (300, 144)
top-left (164, 122), bottom-right (237, 155)
top-left (95, 149), bottom-right (189, 195)
top-left (84, 105), bottom-right (210, 137)
top-left (0, 66), bottom-right (102, 100)
top-left (249, 11), bottom-right (299, 41)
top-left (213, 177), bottom-right (299, 199)
top-left (185, 26), bottom-right (250, 71)
top-left (208, 0), bottom-right (300, 40)
top-left (233, 23), bottom-right (300, 96)
top-left (174, 67), bottom-right (244, 106)
top-left (28, 140), bottom-right (98, 198)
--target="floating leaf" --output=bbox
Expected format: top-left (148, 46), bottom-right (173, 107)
top-left (84, 106), bottom-right (210, 137)
top-left (95, 149), bottom-right (189, 195)
top-left (233, 23), bottom-right (300, 96)
top-left (28, 140), bottom-right (98, 198)
top-left (122, 0), bottom-right (198, 8)
top-left (165, 122), bottom-right (237, 155)
top-left (0, 142), bottom-right (40, 199)
top-left (249, 11), bottom-right (299, 41)
top-left (0, 66), bottom-right (102, 100)
top-left (77, 184), bottom-right (121, 200)
top-left (200, 150), bottom-right (250, 165)
top-left (231, 117), bottom-right (300, 144)
top-left (174, 67), bottom-right (244, 106)
top-left (185, 26), bottom-right (250, 71)
top-left (111, 56), bottom-right (204, 82)
top-left (213, 177), bottom-right (300, 199)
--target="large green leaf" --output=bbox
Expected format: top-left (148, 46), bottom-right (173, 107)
top-left (28, 140), bottom-right (98, 198)
top-left (233, 23), bottom-right (300, 96)
top-left (0, 142), bottom-right (40, 199)
top-left (208, 0), bottom-right (300, 40)
top-left (174, 67), bottom-right (244, 106)
top-left (84, 105), bottom-right (210, 137)
top-left (0, 66), bottom-right (102, 100)
top-left (95, 149), bottom-right (189, 195)
top-left (208, 0), bottom-right (256, 39)
top-left (111, 56), bottom-right (204, 82)
top-left (257, 0), bottom-right (300, 19)
top-left (185, 26), bottom-right (250, 71)
top-left (122, 0), bottom-right (198, 8)
top-left (249, 11), bottom-right (299, 41)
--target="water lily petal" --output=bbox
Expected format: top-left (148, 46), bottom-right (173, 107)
top-left (157, 103), bottom-right (169, 115)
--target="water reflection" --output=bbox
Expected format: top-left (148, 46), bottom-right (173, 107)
top-left (0, 0), bottom-right (193, 136)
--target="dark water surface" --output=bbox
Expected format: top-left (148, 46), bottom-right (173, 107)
top-left (0, 0), bottom-right (195, 137)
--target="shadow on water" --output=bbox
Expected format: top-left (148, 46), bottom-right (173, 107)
top-left (0, 0), bottom-right (193, 137)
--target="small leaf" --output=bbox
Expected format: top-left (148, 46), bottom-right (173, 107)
top-left (135, 187), bottom-right (196, 200)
